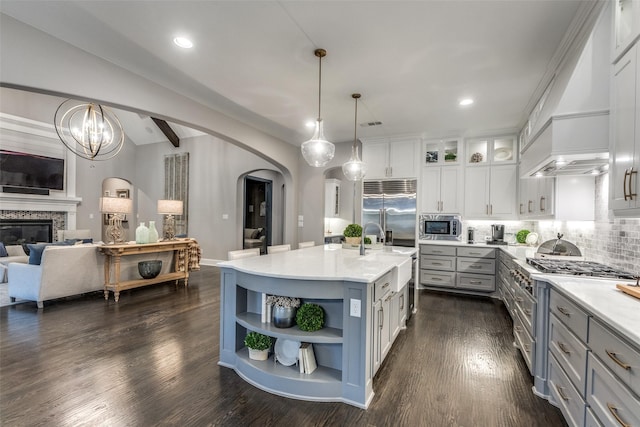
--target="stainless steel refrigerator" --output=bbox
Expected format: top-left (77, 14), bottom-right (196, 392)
top-left (362, 179), bottom-right (417, 247)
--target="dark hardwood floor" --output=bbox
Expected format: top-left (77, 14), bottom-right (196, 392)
top-left (1, 266), bottom-right (566, 426)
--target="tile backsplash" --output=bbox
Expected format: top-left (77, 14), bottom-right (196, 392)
top-left (465, 174), bottom-right (639, 275)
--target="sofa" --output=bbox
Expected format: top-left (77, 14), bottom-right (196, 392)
top-left (244, 228), bottom-right (266, 254)
top-left (0, 245), bottom-right (29, 283)
top-left (8, 243), bottom-right (174, 308)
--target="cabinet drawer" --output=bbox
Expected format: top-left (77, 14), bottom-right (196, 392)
top-left (589, 317), bottom-right (640, 397)
top-left (513, 310), bottom-right (534, 374)
top-left (456, 273), bottom-right (495, 292)
top-left (549, 313), bottom-right (588, 396)
top-left (513, 285), bottom-right (535, 334)
top-left (456, 258), bottom-right (495, 275)
top-left (420, 270), bottom-right (455, 288)
top-left (420, 255), bottom-right (455, 271)
top-left (420, 245), bottom-right (456, 257)
top-left (374, 272), bottom-right (393, 300)
top-left (550, 290), bottom-right (588, 343)
top-left (549, 353), bottom-right (586, 427)
top-left (587, 352), bottom-right (640, 427)
top-left (456, 247), bottom-right (495, 258)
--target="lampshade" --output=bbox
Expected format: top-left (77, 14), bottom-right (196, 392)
top-left (342, 93), bottom-right (367, 181)
top-left (100, 197), bottom-right (132, 214)
top-left (54, 99), bottom-right (125, 161)
top-left (301, 48), bottom-right (335, 168)
top-left (157, 200), bottom-right (183, 215)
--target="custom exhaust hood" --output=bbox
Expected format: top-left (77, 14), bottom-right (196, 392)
top-left (519, 111), bottom-right (609, 178)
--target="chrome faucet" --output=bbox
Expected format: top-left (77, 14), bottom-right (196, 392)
top-left (360, 222), bottom-right (385, 255)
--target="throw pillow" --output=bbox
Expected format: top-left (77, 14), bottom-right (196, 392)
top-left (244, 229), bottom-right (255, 239)
top-left (27, 243), bottom-right (49, 265)
top-left (251, 228), bottom-right (261, 239)
top-left (0, 242), bottom-right (7, 257)
top-left (21, 243), bottom-right (31, 256)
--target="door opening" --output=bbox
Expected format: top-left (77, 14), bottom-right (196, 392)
top-left (243, 176), bottom-right (272, 254)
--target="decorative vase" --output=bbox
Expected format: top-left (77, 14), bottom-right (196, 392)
top-left (138, 260), bottom-right (162, 279)
top-left (148, 220), bottom-right (159, 243)
top-left (272, 306), bottom-right (297, 328)
top-left (248, 348), bottom-right (269, 361)
top-left (345, 236), bottom-right (361, 245)
top-left (135, 222), bottom-right (149, 244)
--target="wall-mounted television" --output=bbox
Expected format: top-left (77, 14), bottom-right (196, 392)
top-left (0, 150), bottom-right (65, 191)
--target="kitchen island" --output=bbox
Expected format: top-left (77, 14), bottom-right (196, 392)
top-left (218, 244), bottom-right (415, 408)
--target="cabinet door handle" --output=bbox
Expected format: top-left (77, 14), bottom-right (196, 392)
top-left (524, 343), bottom-right (531, 352)
top-left (468, 252), bottom-right (482, 255)
top-left (432, 250), bottom-right (443, 253)
top-left (630, 168), bottom-right (637, 200)
top-left (514, 325), bottom-right (523, 334)
top-left (379, 307), bottom-right (384, 328)
top-left (432, 262), bottom-right (443, 266)
top-left (389, 166), bottom-right (393, 177)
top-left (554, 384), bottom-right (570, 402)
top-left (470, 265), bottom-right (483, 269)
top-left (557, 342), bottom-right (571, 355)
top-left (556, 306), bottom-right (571, 317)
top-left (605, 349), bottom-right (632, 370)
top-left (400, 295), bottom-right (404, 310)
top-left (540, 196), bottom-right (546, 212)
top-left (432, 277), bottom-right (443, 281)
top-left (469, 280), bottom-right (482, 284)
top-left (528, 200), bottom-right (533, 213)
top-left (607, 403), bottom-right (631, 427)
top-left (623, 169), bottom-right (630, 200)
top-left (382, 282), bottom-right (390, 289)
top-left (519, 203), bottom-right (524, 215)
top-left (524, 309), bottom-right (532, 316)
top-left (486, 204), bottom-right (489, 215)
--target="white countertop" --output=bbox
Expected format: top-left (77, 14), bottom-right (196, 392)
top-left (536, 274), bottom-right (640, 347)
top-left (218, 244), bottom-right (416, 283)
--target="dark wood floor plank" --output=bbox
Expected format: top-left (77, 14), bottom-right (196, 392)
top-left (1, 266), bottom-right (565, 426)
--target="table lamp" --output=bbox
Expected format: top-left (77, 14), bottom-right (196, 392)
top-left (100, 197), bottom-right (133, 244)
top-left (157, 199), bottom-right (183, 240)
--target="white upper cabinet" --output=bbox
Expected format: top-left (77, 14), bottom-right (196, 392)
top-left (420, 166), bottom-right (463, 214)
top-left (324, 179), bottom-right (341, 217)
top-left (614, 0), bottom-right (640, 62)
top-left (519, 177), bottom-right (555, 219)
top-left (362, 137), bottom-right (419, 179)
top-left (610, 43), bottom-right (640, 215)
top-left (466, 136), bottom-right (517, 166)
top-left (464, 164), bottom-right (517, 219)
top-left (424, 138), bottom-right (461, 166)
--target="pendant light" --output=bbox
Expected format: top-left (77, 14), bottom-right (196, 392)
top-left (301, 48), bottom-right (335, 167)
top-left (342, 93), bottom-right (367, 181)
top-left (54, 99), bottom-right (125, 161)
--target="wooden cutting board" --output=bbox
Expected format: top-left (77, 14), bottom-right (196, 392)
top-left (617, 284), bottom-right (640, 300)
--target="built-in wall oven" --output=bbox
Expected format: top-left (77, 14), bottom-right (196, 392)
top-left (419, 214), bottom-right (462, 241)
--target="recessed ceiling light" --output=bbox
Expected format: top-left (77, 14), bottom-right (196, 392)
top-left (173, 36), bottom-right (193, 49)
top-left (459, 98), bottom-right (474, 106)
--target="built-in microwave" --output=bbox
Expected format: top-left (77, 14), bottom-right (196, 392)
top-left (419, 214), bottom-right (462, 241)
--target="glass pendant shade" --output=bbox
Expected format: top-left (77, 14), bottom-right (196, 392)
top-left (54, 99), bottom-right (125, 161)
top-left (301, 119), bottom-right (335, 167)
top-left (342, 93), bottom-right (366, 181)
top-left (342, 145), bottom-right (367, 181)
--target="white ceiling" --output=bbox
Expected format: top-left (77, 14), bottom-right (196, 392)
top-left (1, 1), bottom-right (595, 146)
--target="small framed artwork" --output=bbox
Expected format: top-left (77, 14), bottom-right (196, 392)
top-left (116, 189), bottom-right (130, 198)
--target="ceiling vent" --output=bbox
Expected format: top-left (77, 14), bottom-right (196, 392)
top-left (360, 121), bottom-right (382, 127)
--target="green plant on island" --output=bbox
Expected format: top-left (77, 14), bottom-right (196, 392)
top-left (343, 224), bottom-right (362, 238)
top-left (364, 237), bottom-right (372, 244)
top-left (296, 303), bottom-right (324, 332)
top-left (244, 331), bottom-right (272, 350)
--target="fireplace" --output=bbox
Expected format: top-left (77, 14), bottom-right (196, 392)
top-left (0, 219), bottom-right (53, 245)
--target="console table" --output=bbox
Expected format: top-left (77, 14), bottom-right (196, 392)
top-left (98, 240), bottom-right (191, 302)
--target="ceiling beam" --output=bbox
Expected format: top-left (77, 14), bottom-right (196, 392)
top-left (151, 117), bottom-right (180, 147)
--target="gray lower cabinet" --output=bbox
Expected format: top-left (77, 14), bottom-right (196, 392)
top-left (372, 273), bottom-right (408, 376)
top-left (419, 244), bottom-right (495, 293)
top-left (546, 288), bottom-right (640, 427)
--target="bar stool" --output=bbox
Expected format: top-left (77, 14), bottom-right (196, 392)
top-left (267, 244), bottom-right (291, 254)
top-left (298, 241), bottom-right (315, 249)
top-left (228, 248), bottom-right (261, 260)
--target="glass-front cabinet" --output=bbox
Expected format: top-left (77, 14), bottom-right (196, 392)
top-left (614, 0), bottom-right (640, 62)
top-left (424, 138), bottom-right (461, 166)
top-left (466, 136), bottom-right (517, 165)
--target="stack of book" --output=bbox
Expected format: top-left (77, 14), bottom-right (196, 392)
top-left (298, 342), bottom-right (317, 374)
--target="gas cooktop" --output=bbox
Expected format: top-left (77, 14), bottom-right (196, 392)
top-left (526, 258), bottom-right (637, 280)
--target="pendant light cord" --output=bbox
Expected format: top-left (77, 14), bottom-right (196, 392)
top-left (317, 51), bottom-right (323, 121)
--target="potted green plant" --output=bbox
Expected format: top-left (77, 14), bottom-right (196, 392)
top-left (296, 303), bottom-right (324, 332)
top-left (266, 295), bottom-right (301, 328)
top-left (244, 331), bottom-right (272, 360)
top-left (343, 223), bottom-right (362, 245)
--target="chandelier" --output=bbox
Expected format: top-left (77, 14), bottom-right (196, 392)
top-left (301, 48), bottom-right (335, 167)
top-left (342, 93), bottom-right (367, 181)
top-left (54, 99), bottom-right (125, 161)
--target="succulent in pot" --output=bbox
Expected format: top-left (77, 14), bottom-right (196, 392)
top-left (343, 223), bottom-right (362, 245)
top-left (244, 331), bottom-right (272, 360)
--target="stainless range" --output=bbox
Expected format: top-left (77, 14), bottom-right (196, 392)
top-left (526, 258), bottom-right (636, 280)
